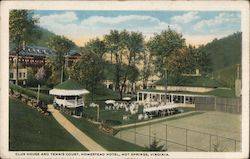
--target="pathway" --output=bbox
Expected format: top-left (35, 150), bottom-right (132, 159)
top-left (47, 104), bottom-right (106, 151)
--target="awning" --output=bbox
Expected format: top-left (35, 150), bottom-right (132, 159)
top-left (105, 100), bottom-right (116, 104)
top-left (122, 97), bottom-right (131, 101)
top-left (49, 88), bottom-right (89, 96)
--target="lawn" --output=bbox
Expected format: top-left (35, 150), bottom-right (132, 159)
top-left (10, 83), bottom-right (53, 104)
top-left (63, 113), bottom-right (146, 151)
top-left (9, 98), bottom-right (87, 151)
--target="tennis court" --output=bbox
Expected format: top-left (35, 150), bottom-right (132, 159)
top-left (115, 111), bottom-right (241, 151)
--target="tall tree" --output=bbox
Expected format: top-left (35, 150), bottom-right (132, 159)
top-left (9, 10), bottom-right (39, 85)
top-left (124, 31), bottom-right (144, 94)
top-left (104, 30), bottom-right (144, 99)
top-left (84, 38), bottom-right (106, 58)
top-left (47, 35), bottom-right (75, 83)
top-left (70, 48), bottom-right (104, 101)
top-left (141, 49), bottom-right (153, 89)
top-left (147, 27), bottom-right (186, 78)
top-left (104, 30), bottom-right (123, 94)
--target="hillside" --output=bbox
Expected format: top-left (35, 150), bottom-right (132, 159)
top-left (200, 32), bottom-right (241, 72)
top-left (9, 98), bottom-right (86, 150)
top-left (31, 27), bottom-right (57, 47)
top-left (210, 64), bottom-right (240, 89)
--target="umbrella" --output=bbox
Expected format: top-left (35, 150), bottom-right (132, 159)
top-left (105, 100), bottom-right (116, 104)
top-left (122, 97), bottom-right (131, 101)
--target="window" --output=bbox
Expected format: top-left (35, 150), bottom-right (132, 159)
top-left (19, 72), bottom-right (22, 78)
top-left (10, 73), bottom-right (13, 79)
top-left (23, 72), bottom-right (26, 78)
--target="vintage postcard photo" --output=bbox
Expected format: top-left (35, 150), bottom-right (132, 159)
top-left (0, 0), bottom-right (249, 158)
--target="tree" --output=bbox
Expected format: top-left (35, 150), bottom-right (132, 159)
top-left (104, 30), bottom-right (124, 98)
top-left (104, 30), bottom-right (144, 99)
top-left (84, 38), bottom-right (106, 58)
top-left (124, 31), bottom-right (144, 94)
top-left (145, 137), bottom-right (166, 151)
top-left (35, 66), bottom-right (46, 82)
top-left (141, 49), bottom-right (153, 89)
top-left (70, 48), bottom-right (104, 101)
top-left (147, 27), bottom-right (186, 78)
top-left (9, 10), bottom-right (39, 85)
top-left (47, 35), bottom-right (75, 83)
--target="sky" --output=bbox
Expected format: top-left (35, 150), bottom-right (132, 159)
top-left (34, 10), bottom-right (241, 47)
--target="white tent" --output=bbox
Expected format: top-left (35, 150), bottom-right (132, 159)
top-left (105, 100), bottom-right (116, 104)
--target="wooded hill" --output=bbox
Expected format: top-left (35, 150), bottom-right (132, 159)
top-left (200, 32), bottom-right (241, 72)
top-left (199, 32), bottom-right (242, 89)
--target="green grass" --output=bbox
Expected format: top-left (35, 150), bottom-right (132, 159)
top-left (63, 113), bottom-right (145, 151)
top-left (10, 83), bottom-right (53, 104)
top-left (210, 64), bottom-right (239, 89)
top-left (9, 98), bottom-right (86, 151)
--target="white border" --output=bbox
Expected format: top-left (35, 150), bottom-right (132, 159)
top-left (1, 1), bottom-right (249, 159)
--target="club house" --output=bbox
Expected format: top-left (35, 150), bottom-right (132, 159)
top-left (49, 79), bottom-right (89, 117)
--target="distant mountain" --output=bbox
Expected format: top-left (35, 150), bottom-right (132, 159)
top-left (31, 27), bottom-right (57, 47)
top-left (200, 32), bottom-right (242, 72)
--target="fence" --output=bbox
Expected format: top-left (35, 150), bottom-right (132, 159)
top-left (116, 121), bottom-right (241, 152)
top-left (195, 97), bottom-right (241, 114)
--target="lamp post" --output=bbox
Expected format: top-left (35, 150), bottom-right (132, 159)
top-left (97, 104), bottom-right (100, 122)
top-left (37, 84), bottom-right (40, 103)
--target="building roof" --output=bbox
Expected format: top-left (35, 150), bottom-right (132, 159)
top-left (155, 76), bottom-right (222, 88)
top-left (10, 44), bottom-right (81, 57)
top-left (54, 79), bottom-right (85, 90)
top-left (49, 79), bottom-right (89, 96)
top-left (138, 88), bottom-right (236, 98)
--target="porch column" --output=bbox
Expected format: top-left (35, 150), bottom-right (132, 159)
top-left (171, 94), bottom-right (174, 103)
top-left (184, 96), bottom-right (186, 104)
top-left (75, 96), bottom-right (77, 106)
top-left (142, 93), bottom-right (144, 102)
top-left (159, 94), bottom-right (162, 102)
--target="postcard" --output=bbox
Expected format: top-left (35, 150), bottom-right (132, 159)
top-left (0, 0), bottom-right (249, 158)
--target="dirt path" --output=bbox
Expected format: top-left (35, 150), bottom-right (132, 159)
top-left (47, 104), bottom-right (106, 151)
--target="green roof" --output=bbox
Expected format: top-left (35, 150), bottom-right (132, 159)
top-left (139, 88), bottom-right (237, 98)
top-left (54, 79), bottom-right (85, 90)
top-left (155, 76), bottom-right (222, 88)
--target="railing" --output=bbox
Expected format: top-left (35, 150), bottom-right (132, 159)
top-left (55, 98), bottom-right (83, 107)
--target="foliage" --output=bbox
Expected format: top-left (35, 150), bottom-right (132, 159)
top-left (9, 98), bottom-right (86, 150)
top-left (210, 64), bottom-right (239, 89)
top-left (10, 83), bottom-right (53, 104)
top-left (47, 35), bottom-right (75, 83)
top-left (35, 66), bottom-right (46, 82)
top-left (145, 137), bottom-right (166, 151)
top-left (84, 38), bottom-right (106, 58)
top-left (9, 10), bottom-right (39, 85)
top-left (104, 30), bottom-right (144, 99)
top-left (147, 27), bottom-right (186, 77)
top-left (70, 47), bottom-right (104, 100)
top-left (198, 32), bottom-right (241, 72)
top-left (9, 10), bottom-right (39, 48)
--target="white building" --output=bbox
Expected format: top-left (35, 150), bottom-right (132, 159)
top-left (49, 79), bottom-right (89, 117)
